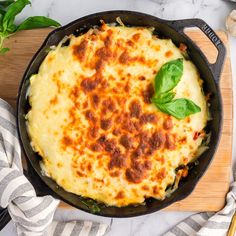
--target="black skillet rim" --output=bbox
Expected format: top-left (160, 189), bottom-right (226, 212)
top-left (16, 10), bottom-right (224, 218)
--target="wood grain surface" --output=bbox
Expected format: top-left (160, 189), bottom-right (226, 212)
top-left (0, 28), bottom-right (232, 212)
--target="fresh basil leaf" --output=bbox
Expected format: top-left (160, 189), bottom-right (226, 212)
top-left (155, 58), bottom-right (183, 95)
top-left (81, 199), bottom-right (101, 213)
top-left (0, 8), bottom-right (5, 26)
top-left (2, 0), bottom-right (30, 32)
top-left (0, 47), bottom-right (9, 53)
top-left (151, 91), bottom-right (175, 104)
top-left (0, 7), bottom-right (6, 30)
top-left (6, 22), bottom-right (16, 32)
top-left (17, 16), bottom-right (61, 31)
top-left (0, 7), bottom-right (5, 14)
top-left (154, 98), bottom-right (201, 119)
top-left (0, 0), bottom-right (15, 8)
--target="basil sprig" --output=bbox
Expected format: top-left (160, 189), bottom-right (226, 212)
top-left (0, 0), bottom-right (61, 54)
top-left (151, 58), bottom-right (201, 119)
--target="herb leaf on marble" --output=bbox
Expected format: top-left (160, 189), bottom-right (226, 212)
top-left (0, 0), bottom-right (61, 54)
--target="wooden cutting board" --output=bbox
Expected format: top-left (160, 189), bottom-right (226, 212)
top-left (0, 29), bottom-right (232, 212)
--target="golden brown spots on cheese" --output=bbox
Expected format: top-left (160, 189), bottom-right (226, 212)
top-left (83, 101), bottom-right (88, 109)
top-left (91, 93), bottom-right (100, 108)
top-left (140, 113), bottom-right (157, 124)
top-left (119, 50), bottom-right (130, 64)
top-left (149, 131), bottom-right (165, 151)
top-left (57, 162), bottom-right (63, 168)
top-left (112, 128), bottom-right (121, 136)
top-left (165, 134), bottom-right (175, 150)
top-left (119, 50), bottom-right (146, 65)
top-left (179, 137), bottom-right (187, 144)
top-left (76, 170), bottom-right (86, 177)
top-left (81, 77), bottom-right (99, 93)
top-left (121, 117), bottom-right (140, 133)
top-left (47, 55), bottom-right (55, 63)
top-left (115, 191), bottom-right (125, 199)
top-left (100, 118), bottom-right (112, 130)
top-left (109, 151), bottom-right (127, 170)
top-left (125, 168), bottom-right (143, 184)
top-left (73, 39), bottom-right (88, 61)
top-left (69, 86), bottom-right (80, 99)
top-left (126, 40), bottom-right (134, 47)
top-left (125, 158), bottom-right (152, 184)
top-left (153, 186), bottom-right (159, 194)
top-left (49, 96), bottom-right (58, 105)
top-left (52, 71), bottom-right (64, 93)
top-left (61, 136), bottom-right (73, 149)
top-left (163, 117), bottom-right (173, 130)
top-left (165, 50), bottom-right (173, 58)
top-left (102, 98), bottom-right (116, 113)
top-left (183, 157), bottom-right (189, 164)
top-left (88, 126), bottom-right (99, 139)
top-left (155, 45), bottom-right (161, 51)
top-left (87, 163), bottom-right (92, 172)
top-left (142, 185), bottom-right (149, 191)
top-left (90, 143), bottom-right (102, 152)
top-left (104, 30), bottom-right (113, 47)
top-left (132, 33), bottom-right (140, 41)
top-left (142, 83), bottom-right (154, 104)
top-left (95, 47), bottom-right (113, 63)
top-left (156, 168), bottom-right (166, 181)
top-left (193, 131), bottom-right (200, 140)
top-left (156, 156), bottom-right (165, 164)
top-left (110, 170), bottom-right (121, 177)
top-left (129, 100), bottom-right (142, 118)
top-left (124, 81), bottom-right (130, 93)
top-left (119, 134), bottom-right (133, 149)
top-left (126, 159), bottom-right (152, 184)
top-left (104, 139), bottom-right (117, 153)
top-left (85, 110), bottom-right (96, 123)
top-left (139, 76), bottom-right (146, 81)
top-left (97, 135), bottom-right (119, 154)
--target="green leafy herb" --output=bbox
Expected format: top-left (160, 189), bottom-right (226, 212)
top-left (154, 58), bottom-right (183, 95)
top-left (81, 199), bottom-right (101, 214)
top-left (0, 0), bottom-right (61, 54)
top-left (151, 91), bottom-right (175, 104)
top-left (0, 1), bottom-right (15, 8)
top-left (156, 98), bottom-right (201, 119)
top-left (0, 47), bottom-right (9, 53)
top-left (2, 0), bottom-right (30, 32)
top-left (17, 16), bottom-right (60, 31)
top-left (151, 59), bottom-right (201, 119)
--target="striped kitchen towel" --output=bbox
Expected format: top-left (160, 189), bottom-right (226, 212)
top-left (164, 181), bottom-right (236, 235)
top-left (0, 98), bottom-right (109, 236)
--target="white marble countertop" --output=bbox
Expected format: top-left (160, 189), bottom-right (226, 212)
top-left (1, 0), bottom-right (236, 235)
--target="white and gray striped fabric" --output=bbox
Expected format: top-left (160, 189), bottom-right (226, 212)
top-left (164, 182), bottom-right (236, 236)
top-left (0, 98), bottom-right (109, 236)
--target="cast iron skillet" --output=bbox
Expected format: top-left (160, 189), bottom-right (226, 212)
top-left (16, 11), bottom-right (225, 218)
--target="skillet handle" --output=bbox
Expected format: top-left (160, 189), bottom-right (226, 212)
top-left (169, 18), bottom-right (226, 83)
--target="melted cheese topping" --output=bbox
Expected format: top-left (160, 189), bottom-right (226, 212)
top-left (27, 24), bottom-right (208, 207)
